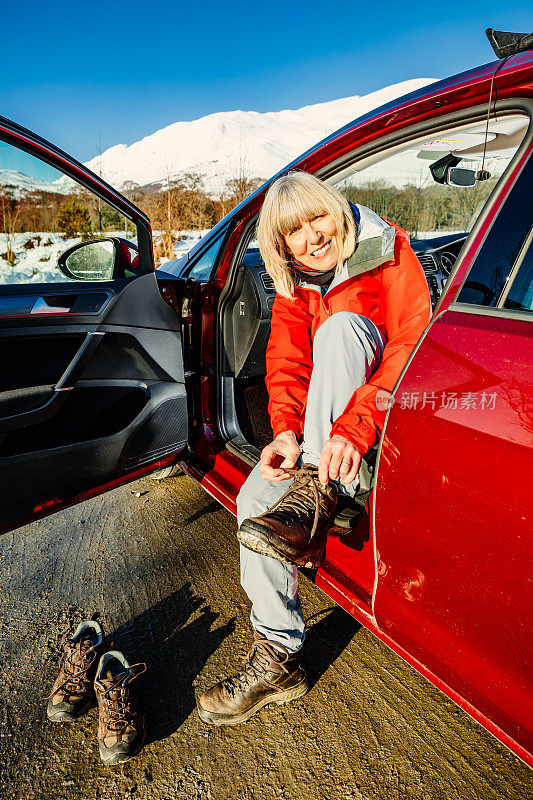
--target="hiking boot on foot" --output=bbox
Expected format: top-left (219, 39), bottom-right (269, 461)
top-left (197, 633), bottom-right (308, 725)
top-left (237, 463), bottom-right (338, 568)
top-left (46, 619), bottom-right (105, 722)
top-left (94, 651), bottom-right (147, 765)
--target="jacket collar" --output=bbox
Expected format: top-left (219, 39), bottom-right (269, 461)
top-left (296, 203), bottom-right (399, 296)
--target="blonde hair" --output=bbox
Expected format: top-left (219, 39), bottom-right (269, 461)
top-left (256, 171), bottom-right (357, 299)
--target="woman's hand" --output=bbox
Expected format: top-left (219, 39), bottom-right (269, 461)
top-left (319, 435), bottom-right (361, 486)
top-left (259, 431), bottom-right (301, 481)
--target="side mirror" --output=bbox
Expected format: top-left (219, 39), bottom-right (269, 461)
top-left (58, 238), bottom-right (139, 281)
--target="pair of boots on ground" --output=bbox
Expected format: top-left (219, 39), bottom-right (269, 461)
top-left (46, 620), bottom-right (146, 765)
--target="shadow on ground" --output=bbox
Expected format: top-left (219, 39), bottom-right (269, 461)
top-left (304, 605), bottom-right (362, 689)
top-left (105, 582), bottom-right (235, 744)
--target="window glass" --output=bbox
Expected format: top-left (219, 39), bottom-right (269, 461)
top-left (503, 232), bottom-right (533, 312)
top-left (333, 115), bottom-right (528, 240)
top-left (456, 147), bottom-right (533, 307)
top-left (331, 113), bottom-right (529, 308)
top-left (0, 140), bottom-right (139, 285)
top-left (185, 232), bottom-right (226, 281)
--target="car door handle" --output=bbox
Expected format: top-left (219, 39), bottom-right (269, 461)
top-left (31, 297), bottom-right (72, 314)
top-left (0, 291), bottom-right (113, 319)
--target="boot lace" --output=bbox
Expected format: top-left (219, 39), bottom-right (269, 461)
top-left (266, 465), bottom-right (331, 541)
top-left (45, 640), bottom-right (97, 700)
top-left (222, 640), bottom-right (290, 699)
top-left (101, 663), bottom-right (146, 733)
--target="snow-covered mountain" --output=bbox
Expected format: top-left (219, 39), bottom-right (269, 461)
top-left (0, 170), bottom-right (69, 199)
top-left (77, 79), bottom-right (435, 196)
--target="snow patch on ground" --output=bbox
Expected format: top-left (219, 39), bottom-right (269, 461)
top-left (155, 230), bottom-right (210, 268)
top-left (0, 232), bottom-right (72, 285)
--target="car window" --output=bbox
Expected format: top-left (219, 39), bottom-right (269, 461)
top-left (502, 228), bottom-right (533, 312)
top-left (0, 141), bottom-right (143, 287)
top-left (332, 114), bottom-right (528, 241)
top-left (0, 140), bottom-right (142, 285)
top-left (456, 148), bottom-right (533, 309)
top-left (184, 232), bottom-right (226, 281)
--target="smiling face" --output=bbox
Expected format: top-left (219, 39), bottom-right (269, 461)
top-left (283, 213), bottom-right (340, 272)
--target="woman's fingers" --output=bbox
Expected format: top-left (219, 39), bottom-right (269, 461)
top-left (260, 440), bottom-right (299, 481)
top-left (328, 450), bottom-right (345, 482)
top-left (318, 449), bottom-right (332, 484)
top-left (260, 460), bottom-right (292, 480)
top-left (340, 454), bottom-right (361, 485)
top-left (319, 440), bottom-right (345, 483)
top-left (261, 463), bottom-right (287, 480)
top-left (320, 436), bottom-right (362, 485)
top-left (261, 434), bottom-right (362, 485)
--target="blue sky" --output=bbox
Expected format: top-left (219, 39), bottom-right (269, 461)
top-left (2, 0), bottom-right (532, 171)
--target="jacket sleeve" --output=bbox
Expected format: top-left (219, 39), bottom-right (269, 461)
top-left (330, 234), bottom-right (432, 454)
top-left (265, 291), bottom-right (314, 440)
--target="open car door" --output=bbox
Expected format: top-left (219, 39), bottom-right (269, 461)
top-left (0, 118), bottom-right (188, 533)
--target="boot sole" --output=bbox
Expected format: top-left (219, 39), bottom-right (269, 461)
top-left (46, 696), bottom-right (93, 722)
top-left (196, 679), bottom-right (309, 726)
top-left (237, 522), bottom-right (323, 569)
top-left (98, 720), bottom-right (147, 765)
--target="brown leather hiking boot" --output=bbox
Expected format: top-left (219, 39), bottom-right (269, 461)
top-left (46, 619), bottom-right (105, 722)
top-left (237, 463), bottom-right (338, 568)
top-left (94, 651), bottom-right (147, 765)
top-left (197, 633), bottom-right (308, 725)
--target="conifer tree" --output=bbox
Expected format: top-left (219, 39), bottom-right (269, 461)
top-left (56, 199), bottom-right (92, 239)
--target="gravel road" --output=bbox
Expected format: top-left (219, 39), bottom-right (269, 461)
top-left (0, 473), bottom-right (531, 800)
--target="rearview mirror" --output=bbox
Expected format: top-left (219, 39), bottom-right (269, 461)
top-left (446, 167), bottom-right (477, 187)
top-left (430, 154), bottom-right (478, 187)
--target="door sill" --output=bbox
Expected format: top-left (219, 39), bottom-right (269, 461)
top-left (225, 436), bottom-right (260, 467)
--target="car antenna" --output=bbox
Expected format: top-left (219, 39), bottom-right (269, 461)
top-left (476, 29), bottom-right (533, 182)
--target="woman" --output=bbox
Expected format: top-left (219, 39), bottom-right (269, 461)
top-left (197, 171), bottom-right (431, 726)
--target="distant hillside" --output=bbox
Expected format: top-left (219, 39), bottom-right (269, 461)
top-left (75, 79), bottom-right (435, 196)
top-left (0, 170), bottom-right (69, 199)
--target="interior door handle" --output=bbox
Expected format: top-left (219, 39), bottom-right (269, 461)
top-left (31, 297), bottom-right (72, 314)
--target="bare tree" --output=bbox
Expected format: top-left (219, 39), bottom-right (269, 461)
top-left (0, 187), bottom-right (20, 264)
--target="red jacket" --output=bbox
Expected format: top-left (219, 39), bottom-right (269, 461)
top-left (265, 204), bottom-right (432, 455)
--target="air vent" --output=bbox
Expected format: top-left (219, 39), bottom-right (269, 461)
top-left (416, 253), bottom-right (437, 274)
top-left (439, 252), bottom-right (456, 275)
top-left (260, 272), bottom-right (276, 292)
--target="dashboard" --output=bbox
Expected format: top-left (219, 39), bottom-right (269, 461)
top-left (410, 233), bottom-right (467, 308)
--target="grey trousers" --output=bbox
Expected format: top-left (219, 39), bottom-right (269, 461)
top-left (236, 311), bottom-right (386, 652)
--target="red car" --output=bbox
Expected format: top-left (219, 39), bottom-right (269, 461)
top-left (0, 44), bottom-right (531, 765)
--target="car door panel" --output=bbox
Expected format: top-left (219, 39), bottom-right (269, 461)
top-left (0, 265), bottom-right (187, 534)
top-left (0, 115), bottom-right (191, 532)
top-left (0, 331), bottom-right (102, 430)
top-left (373, 308), bottom-right (532, 760)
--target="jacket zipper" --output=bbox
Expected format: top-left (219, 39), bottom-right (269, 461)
top-left (303, 284), bottom-right (333, 316)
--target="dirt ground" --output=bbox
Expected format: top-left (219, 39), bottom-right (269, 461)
top-left (0, 473), bottom-right (531, 800)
